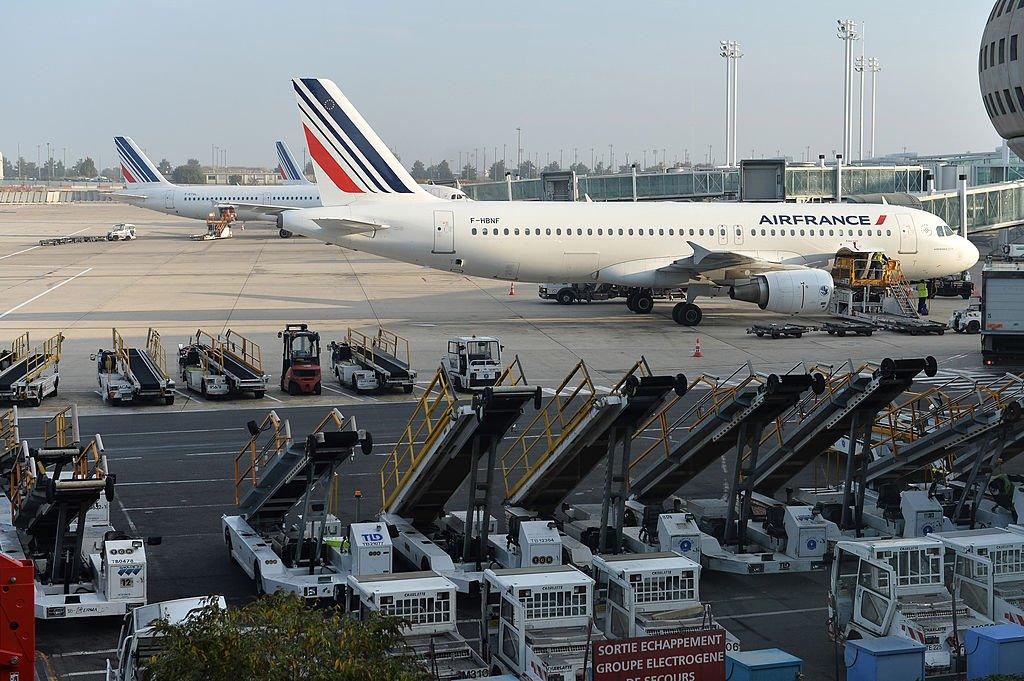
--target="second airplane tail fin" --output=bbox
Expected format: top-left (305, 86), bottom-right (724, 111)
top-left (276, 140), bottom-right (309, 184)
top-left (114, 136), bottom-right (169, 185)
top-left (291, 77), bottom-right (432, 205)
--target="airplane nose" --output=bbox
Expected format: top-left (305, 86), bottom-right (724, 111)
top-left (963, 238), bottom-right (980, 267)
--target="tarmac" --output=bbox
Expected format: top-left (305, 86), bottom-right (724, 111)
top-left (0, 203), bottom-right (1009, 679)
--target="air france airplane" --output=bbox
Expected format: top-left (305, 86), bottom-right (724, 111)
top-left (113, 136), bottom-right (468, 237)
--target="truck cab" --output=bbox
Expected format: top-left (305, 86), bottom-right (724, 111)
top-left (442, 336), bottom-right (502, 392)
top-left (483, 565), bottom-right (602, 681)
top-left (106, 223), bottom-right (137, 241)
top-left (934, 528), bottom-right (1024, 627)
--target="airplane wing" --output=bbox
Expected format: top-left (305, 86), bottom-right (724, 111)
top-left (657, 242), bottom-right (826, 278)
top-left (311, 217), bottom-right (387, 236)
top-left (230, 202), bottom-right (295, 216)
top-left (106, 191), bottom-right (149, 201)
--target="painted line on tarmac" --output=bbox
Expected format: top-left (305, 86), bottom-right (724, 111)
top-left (0, 267), bottom-right (92, 320)
top-left (264, 394), bottom-right (283, 403)
top-left (101, 427), bottom-right (246, 437)
top-left (0, 245), bottom-right (40, 261)
top-left (320, 384), bottom-right (345, 395)
top-left (117, 477), bottom-right (231, 486)
top-left (114, 497), bottom-right (140, 536)
top-left (64, 671), bottom-right (105, 677)
top-left (186, 450), bottom-right (235, 457)
top-left (122, 502), bottom-right (232, 512)
top-left (717, 606), bottom-right (827, 621)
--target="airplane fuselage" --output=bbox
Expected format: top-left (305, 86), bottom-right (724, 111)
top-left (122, 183), bottom-right (320, 222)
top-left (285, 199), bottom-right (978, 286)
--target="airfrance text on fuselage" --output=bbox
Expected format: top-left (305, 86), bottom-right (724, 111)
top-left (759, 214), bottom-right (885, 226)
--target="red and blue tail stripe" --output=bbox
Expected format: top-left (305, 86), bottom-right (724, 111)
top-left (114, 136), bottom-right (167, 184)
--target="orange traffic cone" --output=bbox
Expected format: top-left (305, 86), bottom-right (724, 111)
top-left (508, 281), bottom-right (516, 296)
top-left (692, 337), bottom-right (703, 358)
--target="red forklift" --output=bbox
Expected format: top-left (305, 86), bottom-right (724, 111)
top-left (278, 323), bottom-right (322, 395)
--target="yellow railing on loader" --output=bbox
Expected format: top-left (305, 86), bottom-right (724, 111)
top-left (222, 329), bottom-right (263, 373)
top-left (21, 332), bottom-right (63, 386)
top-left (234, 410), bottom-right (292, 505)
top-left (349, 327), bottom-right (412, 366)
top-left (11, 434), bottom-right (106, 522)
top-left (1, 407), bottom-right (20, 459)
top-left (5, 333), bottom-right (29, 366)
top-left (41, 404), bottom-right (79, 450)
top-left (147, 327), bottom-right (169, 379)
top-left (192, 329), bottom-right (221, 373)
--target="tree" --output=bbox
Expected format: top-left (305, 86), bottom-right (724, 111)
top-left (431, 160), bottom-right (453, 181)
top-left (517, 160), bottom-right (536, 179)
top-left (488, 160), bottom-right (507, 181)
top-left (173, 158), bottom-right (205, 184)
top-left (157, 159), bottom-right (173, 176)
top-left (460, 164), bottom-right (477, 181)
top-left (569, 162), bottom-right (590, 175)
top-left (410, 160), bottom-right (427, 180)
top-left (543, 161), bottom-right (560, 173)
top-left (72, 157), bottom-right (98, 178)
top-left (2, 155), bottom-right (13, 179)
top-left (147, 593), bottom-right (427, 681)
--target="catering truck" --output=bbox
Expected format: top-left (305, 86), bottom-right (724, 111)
top-left (982, 245), bottom-right (1024, 366)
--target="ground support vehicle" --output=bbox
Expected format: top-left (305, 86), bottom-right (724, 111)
top-left (481, 565), bottom-right (603, 681)
top-left (106, 224), bottom-right (137, 241)
top-left (441, 336), bottom-right (503, 391)
top-left (278, 324), bottom-right (321, 395)
top-left (329, 327), bottom-right (415, 394)
top-left (930, 273), bottom-right (974, 299)
top-left (830, 537), bottom-right (991, 675)
top-left (105, 596), bottom-right (227, 681)
top-left (178, 329), bottom-right (268, 398)
top-left (38, 235), bottom-right (109, 246)
top-left (0, 407), bottom-right (147, 619)
top-left (950, 302), bottom-right (982, 334)
top-left (828, 253), bottom-right (919, 320)
top-left (224, 409), bottom-right (377, 600)
top-left (934, 528), bottom-right (1024, 627)
top-left (878, 317), bottom-right (947, 335)
top-left (94, 328), bottom-right (175, 405)
top-left (821, 319), bottom-right (877, 336)
top-left (345, 572), bottom-right (488, 681)
top-left (592, 552), bottom-right (739, 652)
top-left (0, 332), bottom-right (63, 406)
top-left (538, 283), bottom-right (624, 305)
top-left (190, 207), bottom-right (234, 240)
top-left (746, 322), bottom-right (813, 339)
top-left (983, 253), bottom-right (1024, 366)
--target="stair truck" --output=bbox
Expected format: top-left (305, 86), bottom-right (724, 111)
top-left (829, 537), bottom-right (992, 675)
top-left (224, 410), bottom-right (378, 600)
top-left (106, 596), bottom-right (227, 681)
top-left (0, 409), bottom-right (148, 618)
top-left (592, 552), bottom-right (739, 651)
top-left (481, 565), bottom-right (603, 681)
top-left (0, 332), bottom-right (63, 407)
top-left (278, 324), bottom-right (322, 395)
top-left (179, 329), bottom-right (269, 398)
top-left (442, 336), bottom-right (503, 392)
top-left (344, 571), bottom-right (489, 680)
top-left (933, 528), bottom-right (1024, 627)
top-left (190, 207), bottom-right (234, 240)
top-left (94, 329), bottom-right (175, 405)
top-left (328, 327), bottom-right (416, 394)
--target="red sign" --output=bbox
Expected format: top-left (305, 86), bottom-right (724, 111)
top-left (592, 630), bottom-right (726, 681)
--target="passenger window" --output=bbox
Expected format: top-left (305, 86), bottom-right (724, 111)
top-left (577, 229), bottom-right (583, 236)
top-left (858, 229), bottom-right (863, 236)
top-left (546, 228), bottom-right (552, 235)
top-left (771, 229), bottom-right (776, 236)
top-left (668, 229), bottom-right (674, 236)
top-left (618, 229), bottom-right (624, 235)
top-left (688, 229), bottom-right (695, 236)
top-left (503, 228), bottom-right (509, 235)
top-left (761, 229), bottom-right (766, 236)
top-left (598, 228), bottom-right (603, 235)
top-left (699, 229), bottom-right (704, 236)
top-left (514, 228), bottom-right (520, 235)
top-left (524, 228), bottom-right (530, 235)
top-left (886, 230), bottom-right (892, 236)
top-left (556, 229), bottom-right (562, 235)
top-left (471, 228), bottom-right (478, 235)
top-left (799, 229), bottom-right (805, 236)
top-left (659, 229), bottom-right (665, 236)
top-left (587, 228), bottom-right (593, 236)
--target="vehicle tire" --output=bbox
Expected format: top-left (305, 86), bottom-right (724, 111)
top-left (279, 229), bottom-right (293, 239)
top-left (314, 382), bottom-right (322, 395)
top-left (225, 531), bottom-right (233, 560)
top-left (109, 396), bottom-right (120, 407)
top-left (865, 331), bottom-right (873, 336)
top-left (771, 333), bottom-right (780, 339)
top-left (672, 302), bottom-right (702, 326)
top-left (967, 320), bottom-right (981, 334)
top-left (253, 390), bottom-right (265, 399)
top-left (962, 292), bottom-right (972, 299)
top-left (826, 330), bottom-right (835, 336)
top-left (634, 294), bottom-right (654, 314)
top-left (755, 332), bottom-right (764, 338)
top-left (403, 384), bottom-right (414, 394)
top-left (556, 290), bottom-right (575, 305)
top-left (28, 396), bottom-right (41, 408)
top-left (453, 375), bottom-right (464, 392)
top-left (626, 294), bottom-right (638, 313)
top-left (165, 394), bottom-right (175, 405)
top-left (287, 382), bottom-right (298, 396)
top-left (837, 331), bottom-right (846, 337)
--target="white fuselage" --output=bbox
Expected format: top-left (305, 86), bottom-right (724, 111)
top-left (121, 183), bottom-right (321, 222)
top-left (283, 199), bottom-right (979, 286)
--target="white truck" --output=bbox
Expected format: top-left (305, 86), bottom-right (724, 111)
top-left (982, 249), bottom-right (1024, 366)
top-left (106, 596), bottom-right (227, 681)
top-left (345, 571), bottom-right (489, 680)
top-left (949, 301), bottom-right (982, 334)
top-left (934, 527), bottom-right (1024, 627)
top-left (592, 552), bottom-right (739, 651)
top-left (442, 336), bottom-right (503, 391)
top-left (482, 565), bottom-right (603, 681)
top-left (106, 223), bottom-right (137, 241)
top-left (830, 537), bottom-right (991, 674)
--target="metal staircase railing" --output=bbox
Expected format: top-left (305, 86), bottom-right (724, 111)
top-left (147, 327), bottom-right (169, 379)
top-left (221, 329), bottom-right (263, 374)
top-left (41, 405), bottom-right (80, 450)
top-left (1, 407), bottom-right (20, 459)
top-left (21, 333), bottom-right (62, 386)
top-left (233, 411), bottom-right (292, 505)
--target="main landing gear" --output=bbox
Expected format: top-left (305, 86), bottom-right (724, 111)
top-left (625, 287), bottom-right (704, 326)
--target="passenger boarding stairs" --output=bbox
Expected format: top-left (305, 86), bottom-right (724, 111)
top-left (234, 409), bottom-right (370, 528)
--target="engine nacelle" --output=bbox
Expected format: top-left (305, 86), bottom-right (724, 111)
top-left (730, 269), bottom-right (834, 315)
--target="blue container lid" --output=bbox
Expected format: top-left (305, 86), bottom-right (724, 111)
top-left (846, 636), bottom-right (926, 656)
top-left (727, 649), bottom-right (803, 669)
top-left (965, 623), bottom-right (1024, 644)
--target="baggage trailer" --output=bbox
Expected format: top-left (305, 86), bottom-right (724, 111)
top-left (830, 537), bottom-right (991, 675)
top-left (329, 327), bottom-right (415, 394)
top-left (278, 323), bottom-right (322, 395)
top-left (481, 565), bottom-right (603, 681)
top-left (178, 329), bottom-right (268, 399)
top-left (0, 332), bottom-right (63, 407)
top-left (0, 406), bottom-right (148, 619)
top-left (344, 572), bottom-right (488, 681)
top-left (224, 409), bottom-right (377, 600)
top-left (105, 596), bottom-right (227, 681)
top-left (94, 328), bottom-right (175, 405)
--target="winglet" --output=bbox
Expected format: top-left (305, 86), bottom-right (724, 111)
top-left (114, 136), bottom-right (169, 185)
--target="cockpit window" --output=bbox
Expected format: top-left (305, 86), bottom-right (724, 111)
top-left (936, 224), bottom-right (954, 237)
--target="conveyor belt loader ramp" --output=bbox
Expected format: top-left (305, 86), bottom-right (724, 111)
top-left (346, 327), bottom-right (416, 393)
top-left (0, 333), bottom-right (62, 406)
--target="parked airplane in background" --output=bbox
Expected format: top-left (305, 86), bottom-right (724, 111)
top-left (269, 77), bottom-right (978, 326)
top-left (113, 136), bottom-right (468, 236)
top-left (276, 140), bottom-right (310, 184)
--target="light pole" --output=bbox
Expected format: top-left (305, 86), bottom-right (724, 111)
top-left (869, 57), bottom-right (881, 159)
top-left (46, 142), bottom-right (51, 181)
top-left (720, 40), bottom-right (743, 166)
top-left (837, 20), bottom-right (860, 164)
top-left (609, 144), bottom-right (614, 172)
top-left (516, 127), bottom-right (522, 175)
top-left (854, 55), bottom-right (866, 161)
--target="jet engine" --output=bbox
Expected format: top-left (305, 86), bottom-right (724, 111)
top-left (730, 269), bottom-right (834, 315)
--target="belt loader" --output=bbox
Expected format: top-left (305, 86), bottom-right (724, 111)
top-left (94, 329), bottom-right (175, 405)
top-left (830, 537), bottom-right (992, 675)
top-left (344, 571), bottom-right (488, 680)
top-left (329, 327), bottom-right (416, 394)
top-left (0, 332), bottom-right (63, 407)
top-left (481, 565), bottom-right (603, 681)
top-left (178, 329), bottom-right (269, 398)
top-left (224, 410), bottom-right (378, 601)
top-left (106, 596), bottom-right (227, 681)
top-left (0, 406), bottom-right (148, 619)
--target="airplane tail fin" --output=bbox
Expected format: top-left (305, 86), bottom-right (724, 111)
top-left (291, 77), bottom-right (432, 205)
top-left (114, 136), bottom-right (169, 185)
top-left (276, 140), bottom-right (309, 184)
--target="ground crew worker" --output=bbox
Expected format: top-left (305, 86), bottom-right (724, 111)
top-left (916, 280), bottom-right (929, 315)
top-left (871, 251), bottom-right (885, 279)
top-left (989, 472), bottom-right (1015, 514)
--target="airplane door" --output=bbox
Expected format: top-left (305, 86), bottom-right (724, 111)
top-left (717, 224), bottom-right (728, 246)
top-left (164, 190), bottom-right (175, 210)
top-left (897, 214), bottom-right (917, 254)
top-left (433, 210), bottom-right (455, 254)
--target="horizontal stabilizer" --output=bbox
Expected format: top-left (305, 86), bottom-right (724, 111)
top-left (312, 217), bottom-right (387, 236)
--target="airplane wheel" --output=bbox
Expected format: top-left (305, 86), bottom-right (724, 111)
top-left (626, 294), bottom-right (638, 312)
top-left (672, 302), bottom-right (702, 326)
top-left (279, 229), bottom-right (293, 239)
top-left (634, 294), bottom-right (654, 314)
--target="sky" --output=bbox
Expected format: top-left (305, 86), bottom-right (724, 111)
top-left (0, 1), bottom-right (1004, 172)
